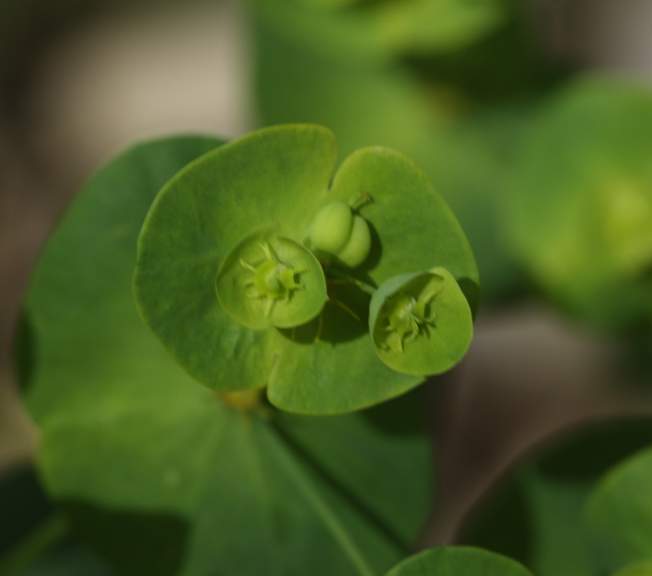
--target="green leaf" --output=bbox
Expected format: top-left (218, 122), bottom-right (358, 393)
top-left (613, 563), bottom-right (652, 576)
top-left (505, 78), bottom-right (652, 328)
top-left (385, 546), bottom-right (533, 576)
top-left (365, 0), bottom-right (508, 56)
top-left (369, 268), bottom-right (473, 375)
top-left (24, 136), bottom-right (433, 575)
top-left (587, 446), bottom-right (652, 573)
top-left (459, 417), bottom-right (652, 576)
top-left (135, 126), bottom-right (477, 414)
top-left (254, 0), bottom-right (508, 60)
top-left (215, 230), bottom-right (327, 329)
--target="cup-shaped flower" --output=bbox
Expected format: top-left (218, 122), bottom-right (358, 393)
top-left (216, 230), bottom-right (327, 330)
top-left (369, 267), bottom-right (473, 376)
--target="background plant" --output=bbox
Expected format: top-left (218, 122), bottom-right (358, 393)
top-left (2, 1), bottom-right (652, 575)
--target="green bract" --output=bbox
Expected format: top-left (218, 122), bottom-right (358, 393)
top-left (134, 124), bottom-right (477, 414)
top-left (216, 230), bottom-right (327, 329)
top-left (385, 546), bottom-right (533, 576)
top-left (23, 136), bottom-right (433, 576)
top-left (369, 268), bottom-right (473, 375)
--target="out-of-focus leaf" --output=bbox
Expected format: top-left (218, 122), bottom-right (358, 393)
top-left (385, 546), bottom-right (533, 576)
top-left (459, 417), bottom-right (652, 576)
top-left (0, 465), bottom-right (112, 576)
top-left (506, 78), bottom-right (652, 328)
top-left (587, 447), bottom-right (652, 573)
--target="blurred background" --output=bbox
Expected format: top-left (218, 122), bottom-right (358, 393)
top-left (3, 0), bottom-right (652, 557)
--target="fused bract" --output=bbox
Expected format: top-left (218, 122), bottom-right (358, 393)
top-left (134, 125), bottom-right (478, 414)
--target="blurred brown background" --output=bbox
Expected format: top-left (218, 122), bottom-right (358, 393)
top-left (2, 0), bottom-right (652, 544)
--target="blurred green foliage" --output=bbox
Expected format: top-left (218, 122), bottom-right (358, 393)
top-left (4, 0), bottom-right (652, 574)
top-left (459, 418), bottom-right (652, 576)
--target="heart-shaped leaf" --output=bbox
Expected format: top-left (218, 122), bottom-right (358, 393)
top-left (134, 125), bottom-right (477, 414)
top-left (24, 136), bottom-right (433, 576)
top-left (385, 546), bottom-right (533, 576)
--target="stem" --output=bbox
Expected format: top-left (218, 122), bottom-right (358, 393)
top-left (350, 192), bottom-right (373, 212)
top-left (327, 269), bottom-right (376, 295)
top-left (0, 513), bottom-right (69, 575)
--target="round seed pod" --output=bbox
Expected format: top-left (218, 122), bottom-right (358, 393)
top-left (337, 215), bottom-right (372, 268)
top-left (308, 201), bottom-right (354, 254)
top-left (368, 267), bottom-right (473, 375)
top-left (216, 230), bottom-right (327, 330)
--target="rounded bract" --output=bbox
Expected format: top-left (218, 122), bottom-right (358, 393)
top-left (369, 267), bottom-right (473, 375)
top-left (216, 230), bottom-right (328, 330)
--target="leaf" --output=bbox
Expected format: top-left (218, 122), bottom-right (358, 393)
top-left (254, 0), bottom-right (508, 60)
top-left (385, 546), bottom-right (533, 576)
top-left (134, 126), bottom-right (477, 414)
top-left (459, 417), bottom-right (652, 576)
top-left (613, 563), bottom-right (652, 576)
top-left (505, 78), bottom-right (652, 328)
top-left (587, 446), bottom-right (652, 573)
top-left (369, 268), bottom-right (473, 375)
top-left (24, 136), bottom-right (433, 575)
top-left (366, 0), bottom-right (508, 56)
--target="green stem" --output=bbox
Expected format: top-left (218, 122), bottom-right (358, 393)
top-left (327, 269), bottom-right (376, 295)
top-left (350, 192), bottom-right (373, 212)
top-left (0, 513), bottom-right (69, 575)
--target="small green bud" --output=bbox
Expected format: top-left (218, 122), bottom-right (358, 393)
top-left (337, 215), bottom-right (371, 268)
top-left (309, 201), bottom-right (353, 254)
top-left (308, 201), bottom-right (372, 268)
